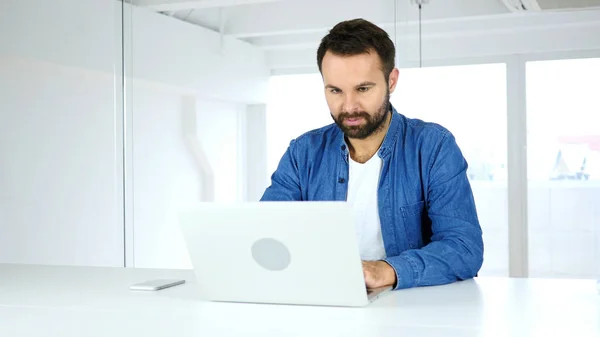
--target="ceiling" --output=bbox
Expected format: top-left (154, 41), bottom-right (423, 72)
top-left (131, 0), bottom-right (600, 74)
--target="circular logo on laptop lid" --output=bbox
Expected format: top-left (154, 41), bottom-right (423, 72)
top-left (251, 238), bottom-right (291, 271)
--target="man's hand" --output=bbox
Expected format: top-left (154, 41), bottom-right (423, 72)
top-left (362, 260), bottom-right (397, 289)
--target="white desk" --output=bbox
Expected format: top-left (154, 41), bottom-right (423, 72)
top-left (0, 264), bottom-right (598, 337)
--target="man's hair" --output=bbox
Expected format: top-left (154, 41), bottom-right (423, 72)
top-left (317, 18), bottom-right (396, 83)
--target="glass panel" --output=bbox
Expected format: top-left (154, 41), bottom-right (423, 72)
top-left (391, 64), bottom-right (509, 276)
top-left (0, 0), bottom-right (124, 266)
top-left (126, 2), bottom-right (269, 268)
top-left (527, 58), bottom-right (600, 279)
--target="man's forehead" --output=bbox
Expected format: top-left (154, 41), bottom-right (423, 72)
top-left (321, 51), bottom-right (384, 85)
top-left (321, 50), bottom-right (382, 70)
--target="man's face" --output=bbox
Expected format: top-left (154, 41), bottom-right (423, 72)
top-left (321, 50), bottom-right (398, 139)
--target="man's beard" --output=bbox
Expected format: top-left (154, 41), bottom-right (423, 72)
top-left (331, 92), bottom-right (390, 140)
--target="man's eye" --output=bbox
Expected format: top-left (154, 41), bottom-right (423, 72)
top-left (330, 88), bottom-right (341, 94)
top-left (358, 87), bottom-right (370, 92)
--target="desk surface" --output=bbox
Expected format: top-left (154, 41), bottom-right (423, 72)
top-left (1, 264), bottom-right (598, 337)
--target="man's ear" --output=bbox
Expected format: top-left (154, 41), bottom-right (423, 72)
top-left (388, 68), bottom-right (399, 94)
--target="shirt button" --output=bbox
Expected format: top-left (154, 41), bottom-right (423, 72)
top-left (341, 145), bottom-right (346, 151)
top-left (338, 178), bottom-right (345, 183)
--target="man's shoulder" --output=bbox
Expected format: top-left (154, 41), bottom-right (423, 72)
top-left (396, 113), bottom-right (456, 152)
top-left (290, 123), bottom-right (341, 149)
top-left (400, 113), bottom-right (452, 139)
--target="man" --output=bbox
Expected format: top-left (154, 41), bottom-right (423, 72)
top-left (261, 18), bottom-right (484, 290)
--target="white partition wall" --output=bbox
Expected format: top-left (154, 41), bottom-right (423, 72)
top-left (0, 0), bottom-right (269, 268)
top-left (0, 0), bottom-right (125, 267)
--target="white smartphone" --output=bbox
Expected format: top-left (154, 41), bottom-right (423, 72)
top-left (129, 279), bottom-right (186, 291)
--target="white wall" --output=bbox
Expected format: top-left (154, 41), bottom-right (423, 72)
top-left (131, 94), bottom-right (244, 269)
top-left (0, 56), bottom-right (248, 270)
top-left (0, 0), bottom-right (269, 267)
top-left (196, 100), bottom-right (243, 202)
top-left (0, 56), bottom-right (253, 269)
top-left (129, 4), bottom-right (269, 103)
top-left (0, 0), bottom-right (269, 103)
top-left (127, 3), bottom-right (269, 268)
top-left (130, 85), bottom-right (198, 269)
top-left (0, 0), bottom-right (120, 78)
top-left (0, 57), bottom-right (240, 269)
top-left (0, 57), bottom-right (124, 267)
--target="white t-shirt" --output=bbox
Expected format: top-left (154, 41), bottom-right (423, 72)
top-left (346, 154), bottom-right (387, 261)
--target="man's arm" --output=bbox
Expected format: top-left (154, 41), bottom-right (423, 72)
top-left (383, 131), bottom-right (484, 290)
top-left (260, 139), bottom-right (303, 201)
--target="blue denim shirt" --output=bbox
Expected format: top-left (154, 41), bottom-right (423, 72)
top-left (261, 106), bottom-right (484, 290)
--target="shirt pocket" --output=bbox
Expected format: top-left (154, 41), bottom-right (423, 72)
top-left (400, 200), bottom-right (426, 249)
top-left (401, 201), bottom-right (425, 217)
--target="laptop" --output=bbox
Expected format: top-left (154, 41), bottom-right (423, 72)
top-left (178, 201), bottom-right (391, 307)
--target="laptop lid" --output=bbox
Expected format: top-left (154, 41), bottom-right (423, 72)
top-left (178, 201), bottom-right (370, 307)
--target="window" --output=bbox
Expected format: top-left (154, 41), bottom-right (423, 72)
top-left (392, 64), bottom-right (508, 276)
top-left (527, 58), bottom-right (600, 278)
top-left (266, 74), bottom-right (331, 175)
top-left (265, 64), bottom-right (509, 276)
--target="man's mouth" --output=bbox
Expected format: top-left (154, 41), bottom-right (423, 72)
top-left (344, 117), bottom-right (364, 126)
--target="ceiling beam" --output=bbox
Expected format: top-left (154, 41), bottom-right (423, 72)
top-left (245, 9), bottom-right (600, 49)
top-left (266, 17), bottom-right (600, 73)
top-left (222, 0), bottom-right (510, 38)
top-left (135, 0), bottom-right (286, 12)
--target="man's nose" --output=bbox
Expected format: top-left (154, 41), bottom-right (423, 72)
top-left (342, 92), bottom-right (360, 113)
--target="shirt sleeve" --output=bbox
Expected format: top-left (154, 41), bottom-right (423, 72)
top-left (260, 139), bottom-right (303, 201)
top-left (383, 131), bottom-right (484, 289)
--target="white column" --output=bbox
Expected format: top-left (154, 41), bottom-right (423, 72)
top-left (506, 56), bottom-right (529, 278)
top-left (182, 96), bottom-right (215, 202)
top-left (239, 104), bottom-right (269, 201)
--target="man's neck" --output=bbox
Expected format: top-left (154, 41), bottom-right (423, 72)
top-left (347, 111), bottom-right (392, 164)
